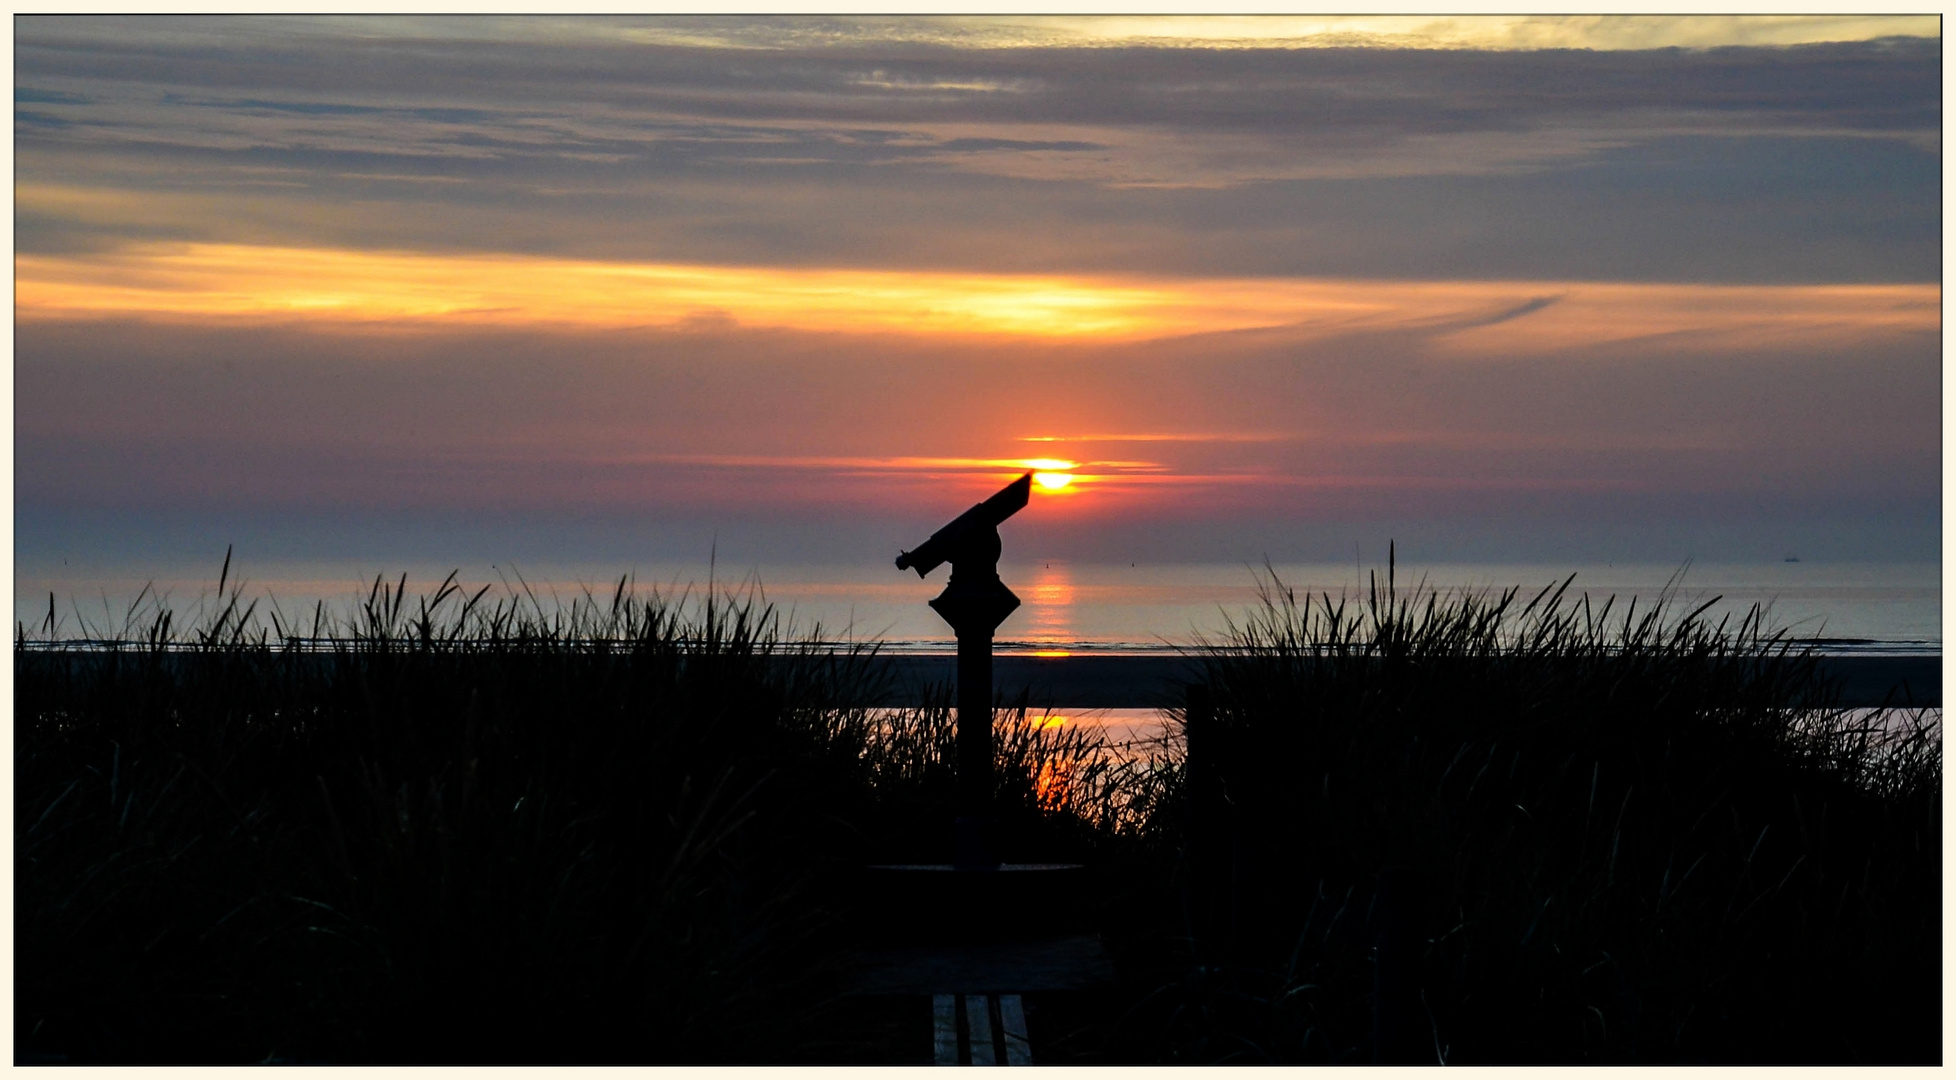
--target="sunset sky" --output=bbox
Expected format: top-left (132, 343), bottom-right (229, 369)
top-left (13, 15), bottom-right (1942, 584)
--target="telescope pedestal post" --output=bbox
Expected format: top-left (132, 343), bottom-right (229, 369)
top-left (929, 572), bottom-right (1020, 872)
top-left (955, 628), bottom-right (993, 868)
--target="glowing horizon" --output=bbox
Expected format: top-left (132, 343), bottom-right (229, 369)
top-left (15, 241), bottom-right (1937, 349)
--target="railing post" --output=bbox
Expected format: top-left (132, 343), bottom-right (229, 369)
top-left (1184, 682), bottom-right (1232, 958)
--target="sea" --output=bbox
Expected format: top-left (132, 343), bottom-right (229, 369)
top-left (18, 557), bottom-right (1938, 757)
top-left (17, 557), bottom-right (1938, 652)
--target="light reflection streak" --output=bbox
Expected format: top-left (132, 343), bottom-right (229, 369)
top-left (1022, 562), bottom-right (1078, 646)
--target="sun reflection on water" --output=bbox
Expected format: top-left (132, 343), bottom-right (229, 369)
top-left (1022, 562), bottom-right (1077, 646)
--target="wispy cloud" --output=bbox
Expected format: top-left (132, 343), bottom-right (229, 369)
top-left (1021, 432), bottom-right (1300, 444)
top-left (588, 453), bottom-right (1160, 475)
top-left (16, 21), bottom-right (1937, 205)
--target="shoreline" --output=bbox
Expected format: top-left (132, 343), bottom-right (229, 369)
top-left (15, 643), bottom-right (1939, 708)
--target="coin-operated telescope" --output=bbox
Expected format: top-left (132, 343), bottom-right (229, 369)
top-left (896, 472), bottom-right (1032, 870)
top-left (896, 471), bottom-right (1030, 578)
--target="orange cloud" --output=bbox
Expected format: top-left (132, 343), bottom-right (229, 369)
top-left (16, 242), bottom-right (1311, 338)
top-left (15, 240), bottom-right (1938, 349)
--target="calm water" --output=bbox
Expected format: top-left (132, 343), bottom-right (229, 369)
top-left (17, 557), bottom-right (1940, 654)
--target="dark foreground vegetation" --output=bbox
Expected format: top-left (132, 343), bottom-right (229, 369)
top-left (16, 560), bottom-right (1940, 1063)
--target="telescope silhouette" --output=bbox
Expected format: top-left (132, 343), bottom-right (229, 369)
top-left (893, 471), bottom-right (1035, 870)
top-left (876, 469), bottom-right (1091, 929)
top-left (895, 472), bottom-right (1031, 578)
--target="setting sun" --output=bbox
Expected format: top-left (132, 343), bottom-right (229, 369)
top-left (1022, 458), bottom-right (1079, 492)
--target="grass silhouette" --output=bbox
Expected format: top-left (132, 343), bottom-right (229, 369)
top-left (1144, 551), bottom-right (1939, 1063)
top-left (15, 551), bottom-right (1938, 1063)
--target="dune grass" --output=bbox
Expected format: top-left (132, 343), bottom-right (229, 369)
top-left (16, 566), bottom-right (1152, 1063)
top-left (15, 553), bottom-right (1939, 1063)
top-left (1140, 554), bottom-right (1940, 1064)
